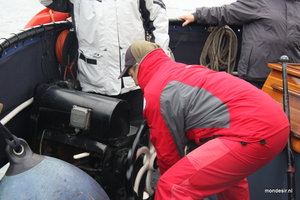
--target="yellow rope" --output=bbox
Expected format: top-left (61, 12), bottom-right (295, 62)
top-left (200, 25), bottom-right (238, 74)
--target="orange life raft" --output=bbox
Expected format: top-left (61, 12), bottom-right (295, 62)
top-left (24, 8), bottom-right (69, 28)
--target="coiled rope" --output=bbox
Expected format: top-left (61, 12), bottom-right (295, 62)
top-left (200, 25), bottom-right (238, 74)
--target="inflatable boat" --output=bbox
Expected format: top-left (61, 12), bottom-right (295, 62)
top-left (0, 2), bottom-right (300, 199)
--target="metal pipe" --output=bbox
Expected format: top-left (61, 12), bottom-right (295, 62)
top-left (280, 55), bottom-right (296, 200)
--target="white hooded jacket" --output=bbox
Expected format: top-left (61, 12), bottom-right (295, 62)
top-left (39, 0), bottom-right (170, 95)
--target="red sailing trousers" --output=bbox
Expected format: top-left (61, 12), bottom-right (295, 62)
top-left (155, 127), bottom-right (289, 200)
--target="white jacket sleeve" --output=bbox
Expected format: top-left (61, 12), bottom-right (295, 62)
top-left (142, 0), bottom-right (170, 50)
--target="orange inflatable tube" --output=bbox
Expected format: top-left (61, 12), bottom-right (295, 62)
top-left (24, 8), bottom-right (70, 29)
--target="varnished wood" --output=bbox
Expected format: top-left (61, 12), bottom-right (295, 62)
top-left (262, 63), bottom-right (300, 152)
top-left (271, 84), bottom-right (300, 98)
top-left (268, 63), bottom-right (300, 77)
top-left (0, 103), bottom-right (3, 114)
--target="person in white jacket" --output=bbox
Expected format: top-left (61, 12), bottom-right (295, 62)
top-left (39, 0), bottom-right (170, 125)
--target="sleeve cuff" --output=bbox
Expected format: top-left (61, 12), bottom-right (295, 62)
top-left (192, 12), bottom-right (198, 22)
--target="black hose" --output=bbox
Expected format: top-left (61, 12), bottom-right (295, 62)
top-left (0, 122), bottom-right (22, 153)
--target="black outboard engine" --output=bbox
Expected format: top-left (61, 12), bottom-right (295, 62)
top-left (30, 82), bottom-right (137, 199)
top-left (32, 82), bottom-right (130, 140)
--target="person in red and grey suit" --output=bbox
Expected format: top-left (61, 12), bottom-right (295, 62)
top-left (119, 40), bottom-right (289, 200)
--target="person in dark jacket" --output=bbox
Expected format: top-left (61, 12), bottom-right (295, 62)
top-left (119, 40), bottom-right (289, 200)
top-left (179, 0), bottom-right (300, 88)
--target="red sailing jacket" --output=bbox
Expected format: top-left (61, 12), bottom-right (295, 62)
top-left (138, 49), bottom-right (289, 174)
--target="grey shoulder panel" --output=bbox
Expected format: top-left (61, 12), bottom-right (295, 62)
top-left (160, 81), bottom-right (230, 156)
top-left (160, 81), bottom-right (187, 157)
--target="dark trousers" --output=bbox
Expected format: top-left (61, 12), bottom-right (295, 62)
top-left (244, 79), bottom-right (266, 89)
